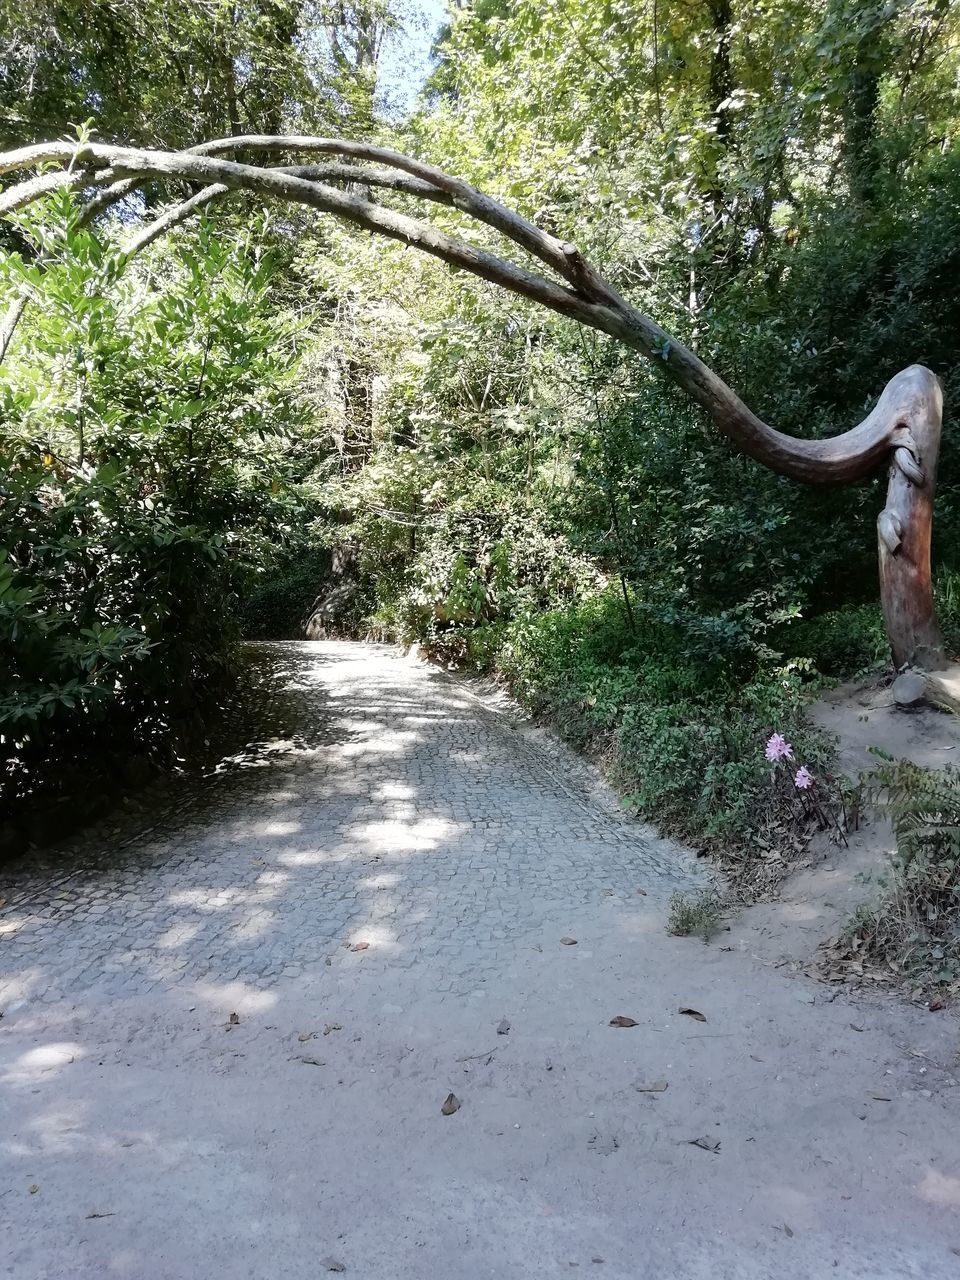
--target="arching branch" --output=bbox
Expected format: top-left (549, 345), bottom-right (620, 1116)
top-left (0, 135), bottom-right (948, 669)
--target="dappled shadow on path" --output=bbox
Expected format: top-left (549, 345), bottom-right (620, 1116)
top-left (0, 641), bottom-right (700, 1013)
top-left (1, 643), bottom-right (958, 1280)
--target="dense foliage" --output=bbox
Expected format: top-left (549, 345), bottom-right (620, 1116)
top-left (0, 196), bottom-right (313, 823)
top-left (3, 0), bottom-right (960, 863)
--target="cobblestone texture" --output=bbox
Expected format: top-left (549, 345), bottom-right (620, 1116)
top-left (1, 642), bottom-right (705, 1008)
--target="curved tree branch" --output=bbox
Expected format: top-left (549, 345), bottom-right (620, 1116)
top-left (0, 135), bottom-right (948, 668)
top-left (0, 136), bottom-right (927, 489)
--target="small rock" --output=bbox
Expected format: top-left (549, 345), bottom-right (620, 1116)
top-left (441, 1092), bottom-right (461, 1116)
top-left (633, 1079), bottom-right (668, 1093)
top-left (892, 670), bottom-right (926, 709)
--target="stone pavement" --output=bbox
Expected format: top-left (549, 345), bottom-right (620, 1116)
top-left (2, 642), bottom-right (959, 1280)
top-left (0, 642), bottom-right (703, 1005)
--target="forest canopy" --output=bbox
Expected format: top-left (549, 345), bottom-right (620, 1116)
top-left (2, 0), bottom-right (960, 853)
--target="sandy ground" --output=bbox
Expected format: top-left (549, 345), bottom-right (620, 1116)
top-left (2, 642), bottom-right (959, 1280)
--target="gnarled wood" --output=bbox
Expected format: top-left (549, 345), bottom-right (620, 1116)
top-left (876, 365), bottom-right (945, 670)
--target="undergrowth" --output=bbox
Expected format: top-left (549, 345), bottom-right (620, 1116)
top-left (825, 759), bottom-right (960, 994)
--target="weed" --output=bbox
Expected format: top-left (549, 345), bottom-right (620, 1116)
top-left (667, 890), bottom-right (724, 940)
top-left (825, 760), bottom-right (960, 992)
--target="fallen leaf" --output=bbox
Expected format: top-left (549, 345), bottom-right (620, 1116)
top-left (323, 1023), bottom-right (342, 1035)
top-left (293, 1055), bottom-right (325, 1066)
top-left (592, 1258), bottom-right (605, 1265)
top-left (868, 1092), bottom-right (892, 1101)
top-left (634, 1079), bottom-right (668, 1093)
top-left (609, 1016), bottom-right (638, 1028)
top-left (497, 1018), bottom-right (510, 1035)
top-left (85, 1212), bottom-right (116, 1219)
top-left (783, 1224), bottom-right (794, 1238)
top-left (298, 1031), bottom-right (317, 1042)
top-left (228, 1011), bottom-right (240, 1026)
top-left (320, 1259), bottom-right (346, 1273)
top-left (28, 1184), bottom-right (39, 1194)
top-left (560, 937), bottom-right (578, 946)
top-left (636, 889), bottom-right (647, 896)
top-left (349, 941), bottom-right (369, 952)
top-left (687, 1137), bottom-right (720, 1154)
top-left (928, 998), bottom-right (945, 1012)
top-left (849, 1023), bottom-right (865, 1033)
top-left (441, 1092), bottom-right (461, 1116)
top-left (678, 1007), bottom-right (707, 1023)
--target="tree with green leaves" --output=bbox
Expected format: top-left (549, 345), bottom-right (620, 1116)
top-left (0, 130), bottom-right (951, 685)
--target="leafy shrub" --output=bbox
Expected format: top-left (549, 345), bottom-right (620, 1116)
top-left (774, 604), bottom-right (888, 677)
top-left (0, 196), bottom-right (305, 818)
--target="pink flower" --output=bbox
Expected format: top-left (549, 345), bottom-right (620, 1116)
top-left (794, 766), bottom-right (813, 790)
top-left (765, 732), bottom-right (793, 763)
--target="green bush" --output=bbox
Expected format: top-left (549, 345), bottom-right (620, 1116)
top-left (0, 197), bottom-right (305, 815)
top-left (239, 547), bottom-right (332, 639)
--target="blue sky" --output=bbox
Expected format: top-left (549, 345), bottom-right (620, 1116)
top-left (377, 0), bottom-right (449, 117)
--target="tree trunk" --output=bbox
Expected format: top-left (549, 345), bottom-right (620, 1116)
top-left (876, 365), bottom-right (946, 670)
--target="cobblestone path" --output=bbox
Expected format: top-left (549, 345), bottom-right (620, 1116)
top-left (1, 642), bottom-right (703, 1003)
top-left (2, 642), bottom-right (958, 1280)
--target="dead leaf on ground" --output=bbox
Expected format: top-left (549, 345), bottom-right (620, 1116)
top-left (678, 1007), bottom-right (707, 1023)
top-left (782, 1224), bottom-right (794, 1238)
top-left (441, 1092), bottom-right (461, 1116)
top-left (293, 1055), bottom-right (325, 1066)
top-left (929, 998), bottom-right (945, 1012)
top-left (687, 1137), bottom-right (720, 1154)
top-left (28, 1184), bottom-right (39, 1194)
top-left (85, 1212), bottom-right (116, 1219)
top-left (636, 889), bottom-right (647, 896)
top-left (868, 1092), bottom-right (892, 1101)
top-left (849, 1023), bottom-right (865, 1032)
top-left (560, 937), bottom-right (578, 946)
top-left (634, 1079), bottom-right (668, 1093)
top-left (323, 1023), bottom-right (342, 1035)
top-left (349, 941), bottom-right (369, 952)
top-left (298, 1031), bottom-right (317, 1042)
top-left (497, 1018), bottom-right (510, 1035)
top-left (609, 1016), bottom-right (638, 1028)
top-left (228, 1011), bottom-right (240, 1026)
top-left (320, 1259), bottom-right (346, 1273)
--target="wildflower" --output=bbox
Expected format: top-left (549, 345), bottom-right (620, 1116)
top-left (794, 765), bottom-right (813, 790)
top-left (765, 732), bottom-right (793, 763)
